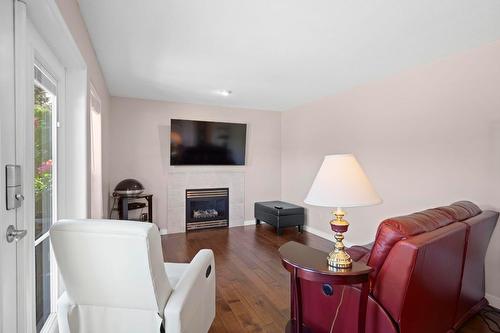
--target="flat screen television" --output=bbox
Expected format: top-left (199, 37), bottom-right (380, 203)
top-left (170, 119), bottom-right (247, 165)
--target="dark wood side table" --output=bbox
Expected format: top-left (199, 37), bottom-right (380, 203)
top-left (279, 241), bottom-right (373, 333)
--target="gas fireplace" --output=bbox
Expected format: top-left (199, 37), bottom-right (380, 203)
top-left (185, 188), bottom-right (229, 231)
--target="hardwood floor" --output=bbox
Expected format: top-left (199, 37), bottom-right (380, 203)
top-left (161, 224), bottom-right (499, 333)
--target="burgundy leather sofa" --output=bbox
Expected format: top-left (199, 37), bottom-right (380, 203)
top-left (299, 201), bottom-right (498, 333)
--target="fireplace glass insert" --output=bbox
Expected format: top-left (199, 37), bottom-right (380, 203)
top-left (186, 188), bottom-right (229, 231)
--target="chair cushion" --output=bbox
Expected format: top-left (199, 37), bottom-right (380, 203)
top-left (164, 263), bottom-right (189, 288)
top-left (51, 220), bottom-right (172, 313)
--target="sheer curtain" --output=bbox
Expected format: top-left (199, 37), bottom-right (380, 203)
top-left (89, 86), bottom-right (103, 218)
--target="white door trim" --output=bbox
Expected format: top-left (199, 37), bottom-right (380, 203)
top-left (0, 0), bottom-right (17, 331)
top-left (14, 2), bottom-right (31, 331)
top-left (25, 18), bottom-right (66, 332)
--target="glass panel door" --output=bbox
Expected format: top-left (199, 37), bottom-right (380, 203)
top-left (33, 64), bottom-right (57, 332)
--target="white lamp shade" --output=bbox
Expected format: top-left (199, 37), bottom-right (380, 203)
top-left (304, 154), bottom-right (382, 208)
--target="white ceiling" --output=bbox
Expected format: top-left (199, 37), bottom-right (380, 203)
top-left (78, 0), bottom-right (500, 111)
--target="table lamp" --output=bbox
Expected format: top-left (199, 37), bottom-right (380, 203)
top-left (304, 154), bottom-right (381, 269)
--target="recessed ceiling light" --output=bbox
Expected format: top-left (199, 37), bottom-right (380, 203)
top-left (215, 89), bottom-right (232, 97)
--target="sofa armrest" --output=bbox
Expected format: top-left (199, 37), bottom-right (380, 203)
top-left (347, 243), bottom-right (373, 262)
top-left (164, 249), bottom-right (216, 333)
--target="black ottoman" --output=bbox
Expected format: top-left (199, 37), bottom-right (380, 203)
top-left (254, 201), bottom-right (305, 235)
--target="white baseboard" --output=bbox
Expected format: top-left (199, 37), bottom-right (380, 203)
top-left (486, 293), bottom-right (500, 309)
top-left (241, 221), bottom-right (351, 245)
top-left (303, 225), bottom-right (332, 240)
top-left (159, 228), bottom-right (168, 235)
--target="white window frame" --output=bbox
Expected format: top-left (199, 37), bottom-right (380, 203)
top-left (14, 1), bottom-right (89, 332)
top-left (89, 83), bottom-right (103, 218)
top-left (32, 58), bottom-right (61, 332)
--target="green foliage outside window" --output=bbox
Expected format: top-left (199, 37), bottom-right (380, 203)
top-left (34, 85), bottom-right (53, 218)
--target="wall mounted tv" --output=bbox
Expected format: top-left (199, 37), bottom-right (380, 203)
top-left (170, 119), bottom-right (247, 165)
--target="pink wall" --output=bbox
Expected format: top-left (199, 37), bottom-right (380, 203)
top-left (56, 0), bottom-right (111, 216)
top-left (57, 0), bottom-right (500, 302)
top-left (109, 97), bottom-right (282, 232)
top-left (282, 40), bottom-right (500, 303)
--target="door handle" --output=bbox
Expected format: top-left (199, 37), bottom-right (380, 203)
top-left (6, 225), bottom-right (27, 243)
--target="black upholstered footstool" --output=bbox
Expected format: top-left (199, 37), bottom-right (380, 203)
top-left (254, 201), bottom-right (305, 235)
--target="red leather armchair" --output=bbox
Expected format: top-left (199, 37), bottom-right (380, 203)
top-left (299, 201), bottom-right (498, 333)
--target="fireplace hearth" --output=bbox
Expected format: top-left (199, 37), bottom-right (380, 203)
top-left (186, 188), bottom-right (229, 231)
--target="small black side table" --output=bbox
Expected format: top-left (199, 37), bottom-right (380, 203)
top-left (111, 194), bottom-right (153, 222)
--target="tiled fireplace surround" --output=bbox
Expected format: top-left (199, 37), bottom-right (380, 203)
top-left (167, 171), bottom-right (245, 233)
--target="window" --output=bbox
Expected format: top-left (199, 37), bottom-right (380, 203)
top-left (33, 63), bottom-right (57, 332)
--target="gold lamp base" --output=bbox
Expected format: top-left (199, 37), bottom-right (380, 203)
top-left (327, 208), bottom-right (352, 269)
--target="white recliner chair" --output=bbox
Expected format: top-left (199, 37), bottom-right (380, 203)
top-left (50, 219), bottom-right (215, 333)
